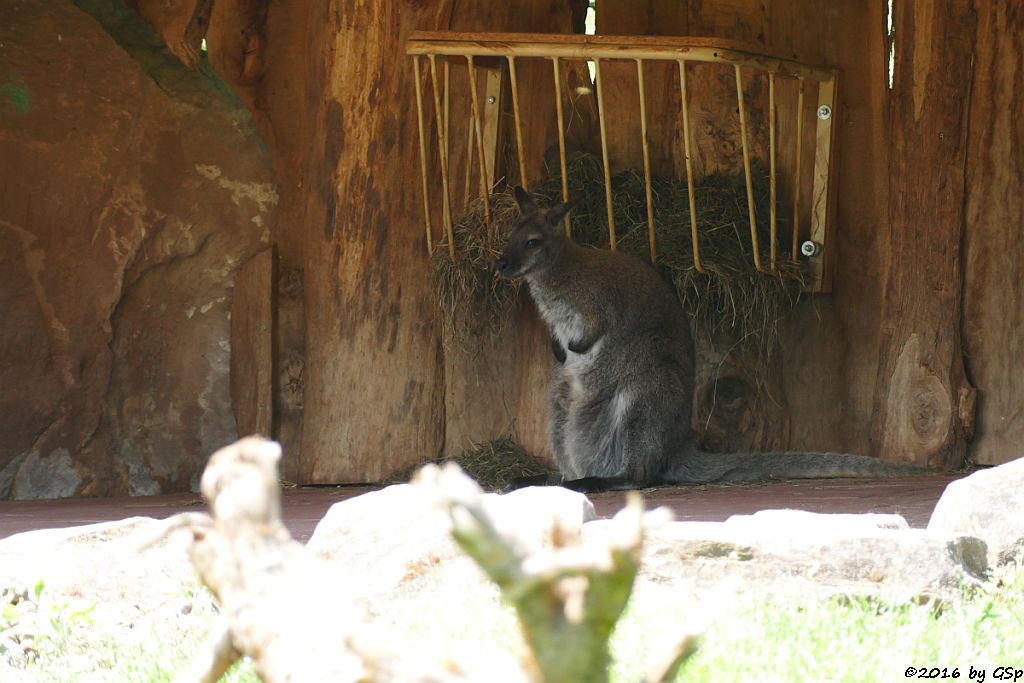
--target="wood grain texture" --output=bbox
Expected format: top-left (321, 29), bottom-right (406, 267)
top-left (298, 0), bottom-right (453, 482)
top-left (230, 248), bottom-right (274, 440)
top-left (962, 2), bottom-right (1024, 466)
top-left (871, 0), bottom-right (977, 469)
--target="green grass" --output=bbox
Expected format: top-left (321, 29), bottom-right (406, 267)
top-left (609, 560), bottom-right (1024, 682)
top-left (3, 562), bottom-right (1022, 682)
top-left (0, 578), bottom-right (259, 682)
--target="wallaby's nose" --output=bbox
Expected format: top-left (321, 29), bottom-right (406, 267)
top-left (496, 254), bottom-right (511, 278)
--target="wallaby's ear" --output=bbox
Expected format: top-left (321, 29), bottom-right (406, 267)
top-left (513, 186), bottom-right (536, 213)
top-left (546, 196), bottom-right (581, 227)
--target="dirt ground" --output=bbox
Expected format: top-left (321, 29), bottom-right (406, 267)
top-left (0, 474), bottom-right (963, 542)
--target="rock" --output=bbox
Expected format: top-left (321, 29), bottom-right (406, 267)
top-left (305, 483), bottom-right (595, 607)
top-left (8, 449), bottom-right (80, 500)
top-left (0, 0), bottom-right (275, 498)
top-left (0, 517), bottom-right (197, 611)
top-left (928, 456), bottom-right (1024, 566)
top-left (586, 509), bottom-right (988, 603)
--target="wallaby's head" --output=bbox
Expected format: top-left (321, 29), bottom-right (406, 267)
top-left (496, 186), bottom-right (578, 280)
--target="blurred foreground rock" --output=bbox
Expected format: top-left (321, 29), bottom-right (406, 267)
top-left (928, 455), bottom-right (1024, 567)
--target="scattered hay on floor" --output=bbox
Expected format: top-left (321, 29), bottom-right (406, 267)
top-left (387, 437), bottom-right (557, 492)
top-left (431, 151), bottom-right (807, 361)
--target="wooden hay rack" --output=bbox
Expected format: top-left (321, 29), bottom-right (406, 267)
top-left (406, 32), bottom-right (840, 292)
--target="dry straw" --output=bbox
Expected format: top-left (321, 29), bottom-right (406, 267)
top-left (430, 151), bottom-right (806, 361)
top-left (388, 437), bottom-right (558, 491)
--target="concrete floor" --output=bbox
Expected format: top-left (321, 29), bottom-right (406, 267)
top-left (0, 474), bottom-right (962, 542)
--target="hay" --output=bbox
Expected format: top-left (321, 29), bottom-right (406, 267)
top-left (431, 150), bottom-right (806, 360)
top-left (430, 192), bottom-right (522, 348)
top-left (387, 437), bottom-right (557, 492)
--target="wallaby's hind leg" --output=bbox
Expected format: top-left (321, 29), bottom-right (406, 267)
top-left (616, 361), bottom-right (691, 483)
top-left (548, 367), bottom-right (574, 477)
top-left (562, 389), bottom-right (631, 479)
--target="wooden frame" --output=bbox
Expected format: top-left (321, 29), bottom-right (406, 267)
top-left (408, 31), bottom-right (840, 292)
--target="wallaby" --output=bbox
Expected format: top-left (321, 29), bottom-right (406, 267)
top-left (496, 186), bottom-right (926, 491)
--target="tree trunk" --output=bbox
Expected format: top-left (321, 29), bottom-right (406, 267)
top-left (871, 0), bottom-right (977, 469)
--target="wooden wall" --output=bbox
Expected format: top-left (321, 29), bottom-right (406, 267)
top-left (962, 2), bottom-right (1024, 466)
top-left (138, 0), bottom-right (1023, 479)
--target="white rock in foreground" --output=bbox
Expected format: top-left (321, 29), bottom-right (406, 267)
top-left (928, 456), bottom-right (1024, 566)
top-left (588, 508), bottom-right (987, 603)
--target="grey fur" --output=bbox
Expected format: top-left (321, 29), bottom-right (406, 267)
top-left (496, 188), bottom-right (925, 489)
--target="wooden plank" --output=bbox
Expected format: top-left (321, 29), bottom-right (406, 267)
top-left (806, 76), bottom-right (838, 292)
top-left (299, 0), bottom-right (448, 483)
top-left (480, 66), bottom-right (503, 189)
top-left (406, 31), bottom-right (836, 81)
top-left (962, 1), bottom-right (1024, 466)
top-left (871, 0), bottom-right (977, 469)
top-left (230, 247), bottom-right (274, 439)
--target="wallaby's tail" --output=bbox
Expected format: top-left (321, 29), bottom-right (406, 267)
top-left (664, 451), bottom-right (931, 485)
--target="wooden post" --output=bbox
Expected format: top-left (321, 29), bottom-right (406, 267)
top-left (871, 0), bottom-right (977, 469)
top-left (551, 56), bottom-right (570, 236)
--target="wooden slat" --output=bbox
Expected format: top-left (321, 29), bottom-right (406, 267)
top-left (677, 59), bottom-right (703, 273)
top-left (735, 65), bottom-right (763, 272)
top-left (428, 55), bottom-right (455, 260)
top-left (466, 56), bottom-right (492, 228)
top-left (411, 56), bottom-right (433, 255)
top-left (636, 58), bottom-right (657, 263)
top-left (506, 56), bottom-right (528, 190)
top-left (593, 58), bottom-right (617, 250)
top-left (551, 56), bottom-right (570, 236)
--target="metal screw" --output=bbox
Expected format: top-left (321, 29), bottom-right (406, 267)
top-left (816, 105), bottom-right (832, 121)
top-left (800, 240), bottom-right (821, 258)
top-left (487, 95), bottom-right (496, 104)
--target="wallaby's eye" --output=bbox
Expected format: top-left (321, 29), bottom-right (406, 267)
top-left (525, 238), bottom-right (542, 249)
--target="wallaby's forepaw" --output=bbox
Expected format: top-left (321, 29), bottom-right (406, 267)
top-left (560, 476), bottom-right (640, 493)
top-left (505, 473), bottom-right (563, 491)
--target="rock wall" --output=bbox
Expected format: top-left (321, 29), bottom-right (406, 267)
top-left (0, 0), bottom-right (276, 498)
